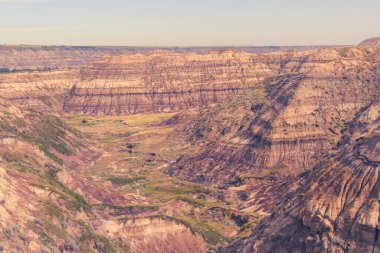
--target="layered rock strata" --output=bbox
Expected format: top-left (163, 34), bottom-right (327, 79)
top-left (0, 70), bottom-right (76, 112)
top-left (0, 45), bottom-right (333, 70)
top-left (359, 37), bottom-right (380, 48)
top-left (167, 47), bottom-right (380, 212)
top-left (63, 50), bottom-right (275, 114)
top-left (223, 101), bottom-right (379, 253)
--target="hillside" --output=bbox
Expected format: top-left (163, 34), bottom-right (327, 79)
top-left (223, 100), bottom-right (379, 252)
top-left (167, 47), bottom-right (380, 212)
top-left (63, 48), bottom-right (370, 115)
top-left (359, 37), bottom-right (380, 48)
top-left (0, 99), bottom-right (219, 252)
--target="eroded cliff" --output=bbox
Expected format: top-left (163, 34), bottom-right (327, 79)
top-left (359, 37), bottom-right (380, 48)
top-left (63, 49), bottom-right (326, 115)
top-left (223, 101), bottom-right (379, 253)
top-left (0, 69), bottom-right (76, 113)
top-left (167, 47), bottom-right (380, 213)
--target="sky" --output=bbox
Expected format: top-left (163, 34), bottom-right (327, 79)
top-left (0, 0), bottom-right (379, 46)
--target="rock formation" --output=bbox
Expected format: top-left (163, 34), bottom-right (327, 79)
top-left (167, 47), bottom-right (380, 212)
top-left (0, 45), bottom-right (333, 71)
top-left (63, 48), bottom-right (352, 115)
top-left (223, 101), bottom-right (379, 253)
top-left (359, 37), bottom-right (380, 48)
top-left (0, 39), bottom-right (379, 252)
top-left (0, 69), bottom-right (76, 113)
top-left (63, 50), bottom-right (274, 114)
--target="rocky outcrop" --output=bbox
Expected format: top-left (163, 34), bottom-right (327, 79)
top-left (223, 101), bottom-right (379, 253)
top-left (167, 47), bottom-right (380, 212)
top-left (64, 47), bottom-right (380, 117)
top-left (0, 45), bottom-right (131, 70)
top-left (359, 37), bottom-right (380, 48)
top-left (2, 46), bottom-right (360, 116)
top-left (0, 69), bottom-right (76, 113)
top-left (63, 50), bottom-right (274, 114)
top-left (115, 216), bottom-right (207, 253)
top-left (64, 49), bottom-right (341, 115)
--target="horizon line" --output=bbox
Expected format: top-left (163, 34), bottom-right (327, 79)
top-left (0, 43), bottom-right (352, 48)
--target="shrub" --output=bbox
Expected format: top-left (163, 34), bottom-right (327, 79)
top-left (94, 240), bottom-right (105, 252)
top-left (63, 239), bottom-right (78, 252)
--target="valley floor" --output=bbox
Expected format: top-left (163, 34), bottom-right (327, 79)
top-left (60, 111), bottom-right (258, 252)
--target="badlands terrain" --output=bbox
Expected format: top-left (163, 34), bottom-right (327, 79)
top-left (0, 37), bottom-right (379, 253)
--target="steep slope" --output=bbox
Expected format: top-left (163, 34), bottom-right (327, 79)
top-left (0, 100), bottom-right (111, 252)
top-left (167, 47), bottom-right (380, 212)
top-left (224, 101), bottom-right (379, 253)
top-left (0, 45), bottom-right (132, 70)
top-left (63, 47), bottom-right (380, 117)
top-left (0, 69), bottom-right (76, 113)
top-left (0, 101), bottom-right (212, 252)
top-left (63, 49), bottom-right (324, 115)
top-left (359, 37), bottom-right (380, 48)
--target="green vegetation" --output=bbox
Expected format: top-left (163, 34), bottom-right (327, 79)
top-left (77, 221), bottom-right (132, 252)
top-left (62, 111), bottom-right (249, 249)
top-left (240, 213), bottom-right (266, 232)
top-left (174, 196), bottom-right (206, 207)
top-left (171, 215), bottom-right (228, 245)
top-left (39, 147), bottom-right (63, 165)
top-left (30, 169), bottom-right (91, 211)
top-left (37, 96), bottom-right (53, 107)
top-left (96, 204), bottom-right (159, 213)
top-left (0, 110), bottom-right (81, 165)
top-left (185, 217), bottom-right (228, 245)
top-left (43, 201), bottom-right (65, 219)
top-left (147, 183), bottom-right (212, 196)
top-left (108, 176), bottom-right (146, 185)
top-left (0, 67), bottom-right (57, 74)
top-left (121, 215), bottom-right (228, 246)
top-left (49, 177), bottom-right (90, 211)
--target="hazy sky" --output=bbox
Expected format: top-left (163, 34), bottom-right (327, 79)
top-left (0, 0), bottom-right (379, 46)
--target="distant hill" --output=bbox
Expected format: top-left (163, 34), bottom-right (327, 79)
top-left (358, 36), bottom-right (380, 48)
top-left (0, 44), bottom-right (336, 70)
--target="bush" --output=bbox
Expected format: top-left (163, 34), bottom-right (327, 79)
top-left (63, 239), bottom-right (78, 252)
top-left (94, 240), bottom-right (105, 252)
top-left (3, 225), bottom-right (19, 239)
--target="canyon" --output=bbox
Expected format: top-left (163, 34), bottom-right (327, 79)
top-left (224, 100), bottom-right (379, 253)
top-left (0, 38), bottom-right (378, 252)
